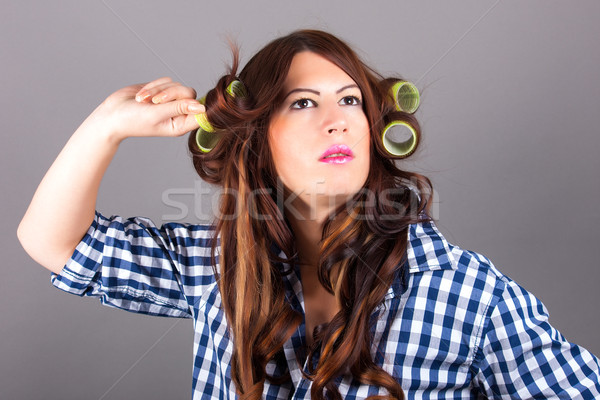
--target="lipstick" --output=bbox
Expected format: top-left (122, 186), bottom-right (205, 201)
top-left (319, 144), bottom-right (355, 164)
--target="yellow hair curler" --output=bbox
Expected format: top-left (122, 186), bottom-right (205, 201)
top-left (194, 96), bottom-right (218, 153)
top-left (390, 81), bottom-right (420, 114)
top-left (226, 79), bottom-right (247, 98)
top-left (194, 80), bottom-right (246, 153)
top-left (381, 120), bottom-right (419, 158)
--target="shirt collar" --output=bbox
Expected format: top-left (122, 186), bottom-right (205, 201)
top-left (386, 220), bottom-right (459, 299)
top-left (406, 220), bottom-right (458, 273)
top-left (279, 220), bottom-right (458, 302)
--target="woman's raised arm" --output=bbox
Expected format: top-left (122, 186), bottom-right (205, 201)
top-left (17, 78), bottom-right (203, 274)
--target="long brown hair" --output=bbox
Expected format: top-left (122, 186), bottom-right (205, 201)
top-left (188, 30), bottom-right (431, 400)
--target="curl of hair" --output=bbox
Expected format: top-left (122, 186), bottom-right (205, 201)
top-left (188, 30), bottom-right (432, 400)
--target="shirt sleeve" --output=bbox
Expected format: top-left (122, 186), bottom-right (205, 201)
top-left (51, 212), bottom-right (217, 318)
top-left (472, 277), bottom-right (600, 399)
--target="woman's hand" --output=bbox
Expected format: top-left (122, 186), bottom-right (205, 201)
top-left (86, 77), bottom-right (205, 143)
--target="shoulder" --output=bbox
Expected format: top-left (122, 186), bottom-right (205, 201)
top-left (376, 221), bottom-right (518, 389)
top-left (400, 221), bottom-right (511, 347)
top-left (401, 221), bottom-right (582, 356)
top-left (406, 220), bottom-right (508, 288)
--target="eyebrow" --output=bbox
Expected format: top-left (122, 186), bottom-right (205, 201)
top-left (283, 84), bottom-right (360, 100)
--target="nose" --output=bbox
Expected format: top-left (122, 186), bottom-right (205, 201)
top-left (327, 126), bottom-right (347, 134)
top-left (323, 105), bottom-right (348, 135)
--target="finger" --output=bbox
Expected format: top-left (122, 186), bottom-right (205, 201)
top-left (139, 77), bottom-right (173, 92)
top-left (151, 85), bottom-right (197, 104)
top-left (171, 114), bottom-right (205, 137)
top-left (135, 77), bottom-right (173, 101)
top-left (136, 82), bottom-right (179, 103)
top-left (152, 99), bottom-right (205, 122)
top-left (148, 82), bottom-right (185, 103)
top-left (136, 82), bottom-right (196, 104)
top-left (153, 102), bottom-right (206, 136)
top-left (139, 82), bottom-right (181, 103)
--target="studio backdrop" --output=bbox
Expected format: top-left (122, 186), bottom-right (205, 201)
top-left (2, 1), bottom-right (599, 399)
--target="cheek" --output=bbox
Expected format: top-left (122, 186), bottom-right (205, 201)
top-left (267, 123), bottom-right (296, 183)
top-left (268, 117), bottom-right (308, 162)
top-left (355, 121), bottom-right (372, 184)
top-left (354, 118), bottom-right (371, 159)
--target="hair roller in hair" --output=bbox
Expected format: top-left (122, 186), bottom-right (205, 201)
top-left (390, 81), bottom-right (420, 114)
top-left (381, 120), bottom-right (419, 158)
top-left (194, 97), bottom-right (218, 153)
top-left (226, 79), bottom-right (247, 98)
top-left (194, 80), bottom-right (246, 153)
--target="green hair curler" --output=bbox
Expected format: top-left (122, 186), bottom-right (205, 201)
top-left (194, 80), bottom-right (246, 153)
top-left (194, 97), bottom-right (217, 153)
top-left (226, 79), bottom-right (247, 98)
top-left (381, 120), bottom-right (419, 158)
top-left (195, 116), bottom-right (219, 154)
top-left (390, 81), bottom-right (420, 114)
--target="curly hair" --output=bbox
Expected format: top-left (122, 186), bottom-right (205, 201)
top-left (188, 30), bottom-right (432, 400)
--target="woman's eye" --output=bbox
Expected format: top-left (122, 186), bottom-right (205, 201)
top-left (340, 96), bottom-right (361, 106)
top-left (291, 98), bottom-right (316, 109)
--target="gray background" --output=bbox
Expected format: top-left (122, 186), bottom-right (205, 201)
top-left (2, 1), bottom-right (599, 399)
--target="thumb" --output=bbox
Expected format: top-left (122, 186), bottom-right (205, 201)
top-left (153, 100), bottom-right (205, 136)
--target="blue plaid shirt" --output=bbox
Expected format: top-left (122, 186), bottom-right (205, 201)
top-left (52, 212), bottom-right (600, 399)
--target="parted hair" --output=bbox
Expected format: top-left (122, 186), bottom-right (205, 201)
top-left (188, 30), bottom-right (432, 400)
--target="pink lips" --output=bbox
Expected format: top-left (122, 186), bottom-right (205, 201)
top-left (319, 144), bottom-right (355, 164)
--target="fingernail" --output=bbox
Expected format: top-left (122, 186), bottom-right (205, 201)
top-left (152, 95), bottom-right (163, 104)
top-left (188, 103), bottom-right (204, 113)
top-left (136, 92), bottom-right (149, 102)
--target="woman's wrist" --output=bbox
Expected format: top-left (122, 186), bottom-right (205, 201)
top-left (74, 107), bottom-right (126, 148)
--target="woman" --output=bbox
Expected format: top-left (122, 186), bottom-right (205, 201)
top-left (17, 30), bottom-right (600, 399)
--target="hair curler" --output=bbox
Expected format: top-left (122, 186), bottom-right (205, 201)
top-left (390, 81), bottom-right (420, 114)
top-left (195, 80), bottom-right (246, 153)
top-left (225, 79), bottom-right (247, 98)
top-left (381, 120), bottom-right (419, 158)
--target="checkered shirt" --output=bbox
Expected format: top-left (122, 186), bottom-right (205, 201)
top-left (51, 212), bottom-right (600, 399)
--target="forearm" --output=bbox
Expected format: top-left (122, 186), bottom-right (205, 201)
top-left (18, 78), bottom-right (201, 274)
top-left (18, 117), bottom-right (120, 274)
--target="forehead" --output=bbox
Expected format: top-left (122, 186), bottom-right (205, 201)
top-left (283, 51), bottom-right (357, 89)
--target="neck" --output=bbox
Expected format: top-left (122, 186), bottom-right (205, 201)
top-left (284, 192), bottom-right (345, 268)
top-left (286, 210), bottom-right (325, 268)
top-left (285, 193), bottom-right (344, 339)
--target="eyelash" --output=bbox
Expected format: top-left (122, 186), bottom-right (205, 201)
top-left (340, 96), bottom-right (361, 106)
top-left (290, 96), bottom-right (362, 109)
top-left (291, 98), bottom-right (316, 109)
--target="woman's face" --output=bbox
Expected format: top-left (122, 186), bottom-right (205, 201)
top-left (268, 51), bottom-right (370, 209)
